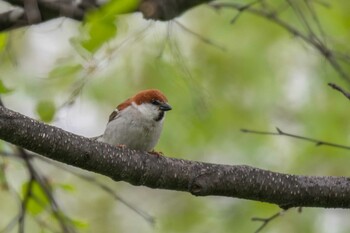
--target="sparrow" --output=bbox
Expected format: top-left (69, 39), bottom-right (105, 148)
top-left (96, 89), bottom-right (172, 151)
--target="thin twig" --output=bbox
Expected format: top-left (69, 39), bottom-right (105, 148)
top-left (0, 157), bottom-right (8, 189)
top-left (16, 148), bottom-right (75, 233)
top-left (166, 22), bottom-right (208, 113)
top-left (1, 150), bottom-right (156, 226)
top-left (34, 217), bottom-right (61, 233)
top-left (252, 209), bottom-right (289, 233)
top-left (1, 214), bottom-right (20, 233)
top-left (241, 127), bottom-right (350, 150)
top-left (174, 20), bottom-right (226, 51)
top-left (304, 0), bottom-right (327, 45)
top-left (18, 177), bottom-right (34, 233)
top-left (286, 0), bottom-right (315, 38)
top-left (32, 153), bottom-right (155, 226)
top-left (57, 22), bottom-right (153, 111)
top-left (229, 0), bottom-right (264, 24)
top-left (0, 159), bottom-right (23, 233)
top-left (209, 2), bottom-right (350, 83)
top-left (328, 83), bottom-right (350, 101)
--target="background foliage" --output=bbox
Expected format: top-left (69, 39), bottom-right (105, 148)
top-left (1, 0), bottom-right (350, 232)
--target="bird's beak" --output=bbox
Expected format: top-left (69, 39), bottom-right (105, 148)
top-left (159, 102), bottom-right (172, 111)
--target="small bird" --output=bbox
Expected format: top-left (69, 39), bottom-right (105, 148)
top-left (96, 89), bottom-right (172, 151)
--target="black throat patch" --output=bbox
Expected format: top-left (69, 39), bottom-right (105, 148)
top-left (155, 111), bottom-right (164, 122)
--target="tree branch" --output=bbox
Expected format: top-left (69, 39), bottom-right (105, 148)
top-left (139, 0), bottom-right (214, 21)
top-left (241, 127), bottom-right (350, 150)
top-left (0, 0), bottom-right (87, 31)
top-left (328, 83), bottom-right (350, 101)
top-left (1, 106), bottom-right (350, 209)
top-left (209, 2), bottom-right (350, 83)
top-left (252, 208), bottom-right (289, 233)
top-left (0, 0), bottom-right (213, 31)
top-left (33, 153), bottom-right (155, 225)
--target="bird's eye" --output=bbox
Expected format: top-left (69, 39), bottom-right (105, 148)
top-left (151, 100), bottom-right (160, 105)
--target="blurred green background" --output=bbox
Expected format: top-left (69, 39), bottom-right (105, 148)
top-left (1, 0), bottom-right (350, 232)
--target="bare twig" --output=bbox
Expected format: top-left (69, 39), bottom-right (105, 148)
top-left (252, 209), bottom-right (289, 233)
top-left (229, 0), bottom-right (262, 24)
top-left (241, 128), bottom-right (350, 150)
top-left (174, 20), bottom-right (226, 51)
top-left (16, 148), bottom-right (75, 233)
top-left (286, 0), bottom-right (314, 38)
top-left (209, 2), bottom-right (350, 83)
top-left (32, 153), bottom-right (156, 226)
top-left (34, 217), bottom-right (61, 233)
top-left (1, 214), bottom-right (20, 233)
top-left (0, 160), bottom-right (23, 233)
top-left (304, 0), bottom-right (327, 45)
top-left (0, 148), bottom-right (155, 226)
top-left (18, 177), bottom-right (34, 233)
top-left (164, 22), bottom-right (208, 112)
top-left (57, 22), bottom-right (154, 111)
top-left (0, 157), bottom-right (8, 190)
top-left (328, 83), bottom-right (350, 101)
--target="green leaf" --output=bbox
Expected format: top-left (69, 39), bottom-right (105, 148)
top-left (69, 218), bottom-right (89, 229)
top-left (56, 183), bottom-right (75, 192)
top-left (36, 100), bottom-right (56, 122)
top-left (49, 212), bottom-right (89, 230)
top-left (0, 80), bottom-right (13, 94)
top-left (21, 181), bottom-right (50, 216)
top-left (70, 37), bottom-right (93, 60)
top-left (81, 19), bottom-right (117, 52)
top-left (80, 0), bottom-right (139, 52)
top-left (0, 33), bottom-right (8, 52)
top-left (48, 64), bottom-right (82, 79)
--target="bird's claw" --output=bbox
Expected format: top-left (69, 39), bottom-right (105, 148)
top-left (148, 150), bottom-right (163, 157)
top-left (116, 144), bottom-right (127, 149)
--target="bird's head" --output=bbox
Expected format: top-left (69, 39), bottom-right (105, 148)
top-left (119, 89), bottom-right (172, 122)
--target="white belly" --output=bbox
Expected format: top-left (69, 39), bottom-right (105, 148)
top-left (100, 111), bottom-right (163, 151)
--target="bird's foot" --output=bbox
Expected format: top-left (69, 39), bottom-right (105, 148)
top-left (148, 150), bottom-right (163, 157)
top-left (116, 144), bottom-right (127, 149)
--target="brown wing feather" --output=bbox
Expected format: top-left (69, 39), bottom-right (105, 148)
top-left (108, 98), bottom-right (132, 123)
top-left (108, 110), bottom-right (119, 122)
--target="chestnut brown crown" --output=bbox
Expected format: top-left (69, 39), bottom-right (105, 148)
top-left (108, 89), bottom-right (171, 122)
top-left (116, 89), bottom-right (168, 111)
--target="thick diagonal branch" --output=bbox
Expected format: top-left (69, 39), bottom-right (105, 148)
top-left (0, 105), bottom-right (350, 209)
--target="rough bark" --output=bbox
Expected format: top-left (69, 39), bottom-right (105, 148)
top-left (1, 105), bottom-right (350, 209)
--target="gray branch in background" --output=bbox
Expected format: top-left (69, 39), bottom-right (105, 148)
top-left (0, 0), bottom-right (87, 31)
top-left (1, 105), bottom-right (350, 209)
top-left (139, 0), bottom-right (213, 20)
top-left (0, 0), bottom-right (212, 31)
